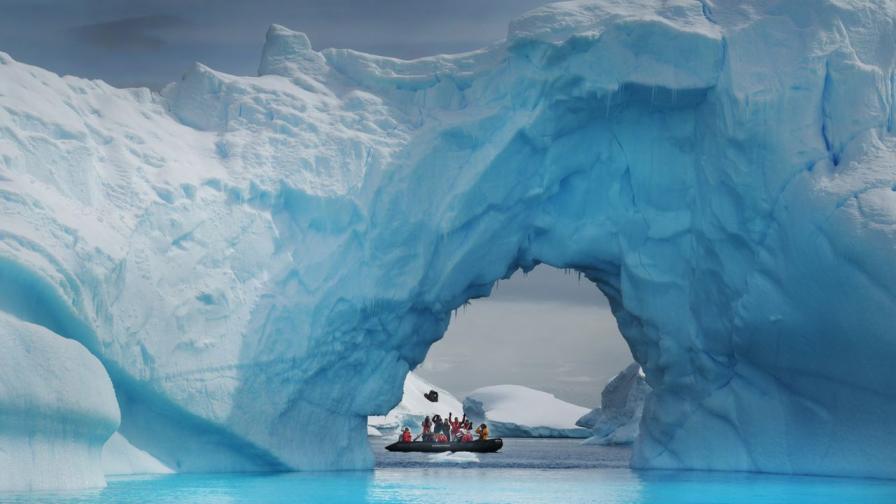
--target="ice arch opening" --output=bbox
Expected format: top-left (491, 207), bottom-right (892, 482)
top-left (417, 265), bottom-right (631, 410)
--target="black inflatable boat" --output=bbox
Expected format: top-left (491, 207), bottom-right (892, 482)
top-left (386, 438), bottom-right (503, 453)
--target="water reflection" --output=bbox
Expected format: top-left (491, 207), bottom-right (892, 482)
top-left (1, 461), bottom-right (895, 503)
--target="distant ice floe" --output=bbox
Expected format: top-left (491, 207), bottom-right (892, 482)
top-left (463, 385), bottom-right (590, 438)
top-left (577, 363), bottom-right (649, 445)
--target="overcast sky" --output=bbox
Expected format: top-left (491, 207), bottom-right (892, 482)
top-left (0, 0), bottom-right (550, 89)
top-left (0, 0), bottom-right (632, 407)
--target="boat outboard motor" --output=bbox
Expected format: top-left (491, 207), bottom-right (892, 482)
top-left (424, 390), bottom-right (439, 402)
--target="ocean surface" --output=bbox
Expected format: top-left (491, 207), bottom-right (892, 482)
top-left (4, 439), bottom-right (896, 503)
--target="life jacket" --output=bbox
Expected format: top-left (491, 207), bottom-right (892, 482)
top-left (462, 431), bottom-right (474, 442)
top-left (450, 419), bottom-right (461, 435)
top-left (436, 433), bottom-right (448, 442)
top-left (422, 419), bottom-right (432, 433)
top-left (401, 430), bottom-right (412, 442)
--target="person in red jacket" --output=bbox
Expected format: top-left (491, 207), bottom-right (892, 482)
top-left (400, 427), bottom-right (413, 443)
top-left (421, 416), bottom-right (433, 441)
top-left (448, 413), bottom-right (465, 441)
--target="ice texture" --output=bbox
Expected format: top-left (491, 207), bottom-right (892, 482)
top-left (368, 372), bottom-right (462, 436)
top-left (102, 432), bottom-right (174, 476)
top-left (0, 313), bottom-right (119, 490)
top-left (1, 0), bottom-right (896, 481)
top-left (577, 363), bottom-right (649, 445)
top-left (464, 385), bottom-right (591, 438)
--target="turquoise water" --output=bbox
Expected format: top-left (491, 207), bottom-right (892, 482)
top-left (4, 440), bottom-right (896, 503)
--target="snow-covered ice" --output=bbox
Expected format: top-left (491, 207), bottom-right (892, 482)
top-left (1, 0), bottom-right (896, 485)
top-left (577, 363), bottom-right (649, 445)
top-left (464, 385), bottom-right (591, 438)
top-left (368, 372), bottom-right (462, 436)
top-left (0, 313), bottom-right (119, 490)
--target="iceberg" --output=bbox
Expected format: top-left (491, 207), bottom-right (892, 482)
top-left (0, 313), bottom-right (119, 490)
top-left (1, 0), bottom-right (896, 484)
top-left (577, 363), bottom-right (649, 445)
top-left (368, 372), bottom-right (462, 436)
top-left (464, 385), bottom-right (591, 438)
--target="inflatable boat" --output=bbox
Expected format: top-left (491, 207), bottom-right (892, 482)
top-left (385, 438), bottom-right (503, 453)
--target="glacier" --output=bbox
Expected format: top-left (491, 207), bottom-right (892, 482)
top-left (464, 385), bottom-right (591, 438)
top-left (1, 0), bottom-right (896, 488)
top-left (577, 363), bottom-right (650, 445)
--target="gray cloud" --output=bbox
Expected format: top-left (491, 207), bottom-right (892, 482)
top-left (71, 15), bottom-right (187, 51)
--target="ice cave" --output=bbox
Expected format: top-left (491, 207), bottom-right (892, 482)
top-left (1, 0), bottom-right (896, 490)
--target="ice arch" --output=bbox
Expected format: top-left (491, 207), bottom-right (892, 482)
top-left (1, 0), bottom-right (896, 484)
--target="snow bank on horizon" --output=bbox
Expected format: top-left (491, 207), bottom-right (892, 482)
top-left (463, 385), bottom-right (590, 438)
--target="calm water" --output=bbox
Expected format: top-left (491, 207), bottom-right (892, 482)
top-left (4, 439), bottom-right (896, 503)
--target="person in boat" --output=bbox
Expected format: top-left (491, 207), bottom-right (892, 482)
top-left (420, 415), bottom-right (433, 442)
top-left (476, 423), bottom-right (489, 441)
top-left (448, 413), bottom-right (460, 440)
top-left (461, 428), bottom-right (474, 443)
top-left (432, 414), bottom-right (443, 439)
top-left (400, 427), bottom-right (413, 443)
top-left (440, 414), bottom-right (452, 440)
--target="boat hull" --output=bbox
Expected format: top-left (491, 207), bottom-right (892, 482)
top-left (385, 438), bottom-right (503, 453)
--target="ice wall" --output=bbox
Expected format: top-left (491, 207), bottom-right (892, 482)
top-left (0, 314), bottom-right (119, 490)
top-left (2, 0), bottom-right (896, 481)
